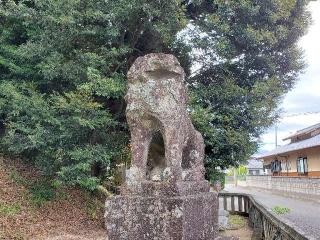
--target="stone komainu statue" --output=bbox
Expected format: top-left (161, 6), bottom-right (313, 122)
top-left (105, 53), bottom-right (218, 240)
top-left (125, 53), bottom-right (205, 183)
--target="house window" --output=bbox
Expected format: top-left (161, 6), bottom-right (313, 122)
top-left (271, 160), bottom-right (281, 173)
top-left (281, 160), bottom-right (291, 172)
top-left (297, 157), bottom-right (308, 174)
top-left (281, 161), bottom-right (287, 171)
top-left (287, 160), bottom-right (292, 171)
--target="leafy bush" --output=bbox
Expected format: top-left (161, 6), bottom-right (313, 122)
top-left (208, 168), bottom-right (226, 189)
top-left (0, 82), bottom-right (124, 190)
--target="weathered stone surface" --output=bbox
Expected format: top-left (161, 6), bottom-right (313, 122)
top-left (125, 53), bottom-right (205, 184)
top-left (105, 192), bottom-right (218, 240)
top-left (120, 180), bottom-right (210, 197)
top-left (218, 209), bottom-right (230, 231)
top-left (215, 236), bottom-right (240, 240)
top-left (105, 53), bottom-right (218, 240)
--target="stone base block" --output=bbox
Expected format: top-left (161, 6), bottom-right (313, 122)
top-left (105, 192), bottom-right (218, 240)
top-left (120, 180), bottom-right (211, 197)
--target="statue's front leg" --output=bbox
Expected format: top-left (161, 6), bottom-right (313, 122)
top-left (164, 128), bottom-right (183, 181)
top-left (127, 126), bottom-right (151, 183)
top-left (183, 130), bottom-right (205, 181)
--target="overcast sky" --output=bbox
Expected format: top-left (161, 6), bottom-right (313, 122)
top-left (259, 1), bottom-right (320, 152)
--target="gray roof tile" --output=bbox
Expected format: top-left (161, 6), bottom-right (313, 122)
top-left (258, 134), bottom-right (320, 158)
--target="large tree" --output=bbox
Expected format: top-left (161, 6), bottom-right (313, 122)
top-left (0, 0), bottom-right (310, 190)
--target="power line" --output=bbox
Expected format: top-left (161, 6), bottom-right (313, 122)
top-left (260, 142), bottom-right (278, 145)
top-left (280, 111), bottom-right (320, 118)
top-left (272, 111), bottom-right (320, 148)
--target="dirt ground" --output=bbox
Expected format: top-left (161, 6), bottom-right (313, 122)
top-left (220, 215), bottom-right (253, 240)
top-left (0, 156), bottom-right (106, 240)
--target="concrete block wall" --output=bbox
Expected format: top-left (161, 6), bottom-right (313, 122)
top-left (246, 175), bottom-right (320, 199)
top-left (246, 175), bottom-right (271, 189)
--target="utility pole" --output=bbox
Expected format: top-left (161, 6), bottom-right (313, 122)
top-left (234, 167), bottom-right (238, 187)
top-left (231, 151), bottom-right (237, 187)
top-left (275, 124), bottom-right (278, 148)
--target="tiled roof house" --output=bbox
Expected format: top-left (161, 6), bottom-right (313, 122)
top-left (258, 123), bottom-right (320, 177)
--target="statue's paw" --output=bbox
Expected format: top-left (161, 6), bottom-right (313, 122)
top-left (126, 166), bottom-right (143, 184)
top-left (182, 170), bottom-right (193, 181)
top-left (149, 166), bottom-right (163, 181)
top-left (162, 167), bottom-right (173, 181)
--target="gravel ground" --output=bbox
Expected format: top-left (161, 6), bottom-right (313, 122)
top-left (224, 184), bottom-right (320, 239)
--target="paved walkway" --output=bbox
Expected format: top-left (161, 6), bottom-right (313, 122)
top-left (224, 185), bottom-right (320, 239)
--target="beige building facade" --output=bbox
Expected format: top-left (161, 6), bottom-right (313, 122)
top-left (260, 123), bottom-right (320, 177)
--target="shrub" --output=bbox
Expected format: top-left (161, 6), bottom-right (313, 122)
top-left (208, 168), bottom-right (226, 189)
top-left (0, 82), bottom-right (127, 191)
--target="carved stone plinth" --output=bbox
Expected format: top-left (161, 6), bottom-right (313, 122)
top-left (105, 181), bottom-right (218, 240)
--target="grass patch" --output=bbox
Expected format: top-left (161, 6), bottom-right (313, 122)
top-left (228, 214), bottom-right (246, 228)
top-left (272, 206), bottom-right (291, 215)
top-left (0, 202), bottom-right (21, 216)
top-left (12, 231), bottom-right (25, 240)
top-left (84, 194), bottom-right (104, 220)
top-left (9, 169), bottom-right (29, 186)
top-left (29, 180), bottom-right (56, 207)
top-left (9, 169), bottom-right (58, 207)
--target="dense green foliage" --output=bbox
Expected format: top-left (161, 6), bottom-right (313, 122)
top-left (0, 0), bottom-right (310, 190)
top-left (186, 0), bottom-right (310, 176)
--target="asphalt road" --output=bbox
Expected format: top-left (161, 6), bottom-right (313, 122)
top-left (224, 185), bottom-right (320, 240)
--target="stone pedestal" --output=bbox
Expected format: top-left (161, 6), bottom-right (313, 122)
top-left (105, 181), bottom-right (218, 240)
